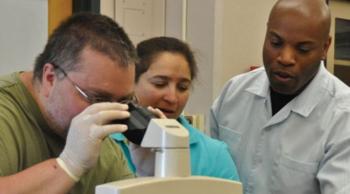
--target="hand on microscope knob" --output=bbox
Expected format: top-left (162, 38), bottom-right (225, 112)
top-left (147, 106), bottom-right (166, 119)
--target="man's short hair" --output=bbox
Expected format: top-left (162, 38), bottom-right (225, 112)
top-left (33, 12), bottom-right (137, 82)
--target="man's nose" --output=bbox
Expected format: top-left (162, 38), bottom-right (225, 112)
top-left (277, 46), bottom-right (296, 66)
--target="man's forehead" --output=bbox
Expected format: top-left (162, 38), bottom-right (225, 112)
top-left (267, 9), bottom-right (328, 44)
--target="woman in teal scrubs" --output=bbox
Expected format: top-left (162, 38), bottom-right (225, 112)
top-left (111, 37), bottom-right (239, 181)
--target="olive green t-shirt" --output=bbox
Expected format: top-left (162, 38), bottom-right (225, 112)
top-left (0, 72), bottom-right (134, 193)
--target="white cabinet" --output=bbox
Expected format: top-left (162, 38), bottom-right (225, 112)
top-left (101, 0), bottom-right (165, 45)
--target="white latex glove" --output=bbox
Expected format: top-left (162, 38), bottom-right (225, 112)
top-left (129, 106), bottom-right (166, 177)
top-left (58, 102), bottom-right (130, 181)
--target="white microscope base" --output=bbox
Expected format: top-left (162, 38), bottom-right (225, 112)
top-left (96, 176), bottom-right (242, 194)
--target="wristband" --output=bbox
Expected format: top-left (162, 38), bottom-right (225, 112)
top-left (56, 158), bottom-right (80, 182)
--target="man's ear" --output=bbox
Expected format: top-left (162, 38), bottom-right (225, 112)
top-left (41, 63), bottom-right (57, 97)
top-left (322, 36), bottom-right (332, 60)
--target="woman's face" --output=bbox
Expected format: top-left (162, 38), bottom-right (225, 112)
top-left (135, 52), bottom-right (192, 119)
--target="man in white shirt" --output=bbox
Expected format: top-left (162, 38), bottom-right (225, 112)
top-left (210, 0), bottom-right (350, 193)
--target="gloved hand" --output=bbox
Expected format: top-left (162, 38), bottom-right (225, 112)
top-left (57, 102), bottom-right (130, 181)
top-left (129, 106), bottom-right (166, 177)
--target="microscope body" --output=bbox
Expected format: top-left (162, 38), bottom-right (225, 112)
top-left (96, 119), bottom-right (242, 194)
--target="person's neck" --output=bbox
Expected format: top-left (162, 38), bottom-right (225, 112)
top-left (270, 88), bottom-right (297, 115)
top-left (270, 81), bottom-right (311, 115)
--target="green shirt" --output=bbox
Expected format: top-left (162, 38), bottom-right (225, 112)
top-left (0, 72), bottom-right (134, 194)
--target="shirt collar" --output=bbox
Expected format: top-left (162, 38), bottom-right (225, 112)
top-left (244, 64), bottom-right (330, 118)
top-left (245, 67), bottom-right (270, 98)
top-left (110, 133), bottom-right (125, 142)
top-left (290, 64), bottom-right (329, 117)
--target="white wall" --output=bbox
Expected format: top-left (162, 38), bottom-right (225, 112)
top-left (165, 0), bottom-right (185, 40)
top-left (0, 0), bottom-right (48, 74)
top-left (183, 0), bottom-right (216, 124)
top-left (213, 0), bottom-right (276, 98)
top-left (180, 0), bottom-right (276, 131)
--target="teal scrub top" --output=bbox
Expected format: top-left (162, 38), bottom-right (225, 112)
top-left (110, 115), bottom-right (239, 181)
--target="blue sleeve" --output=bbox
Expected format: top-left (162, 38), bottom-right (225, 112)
top-left (214, 141), bottom-right (240, 181)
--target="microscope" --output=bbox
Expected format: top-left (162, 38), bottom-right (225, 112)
top-left (96, 117), bottom-right (242, 194)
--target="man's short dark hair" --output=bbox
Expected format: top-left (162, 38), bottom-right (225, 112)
top-left (33, 12), bottom-right (137, 82)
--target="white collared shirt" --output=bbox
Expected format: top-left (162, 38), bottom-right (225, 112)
top-left (210, 65), bottom-right (350, 194)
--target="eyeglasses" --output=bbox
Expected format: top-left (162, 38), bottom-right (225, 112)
top-left (52, 63), bottom-right (137, 104)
